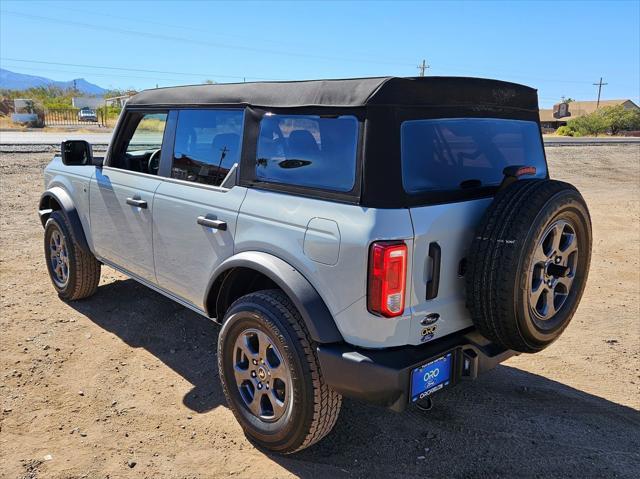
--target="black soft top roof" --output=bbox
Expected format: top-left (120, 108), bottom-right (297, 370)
top-left (127, 76), bottom-right (538, 111)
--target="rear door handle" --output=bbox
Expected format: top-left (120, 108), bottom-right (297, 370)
top-left (197, 216), bottom-right (227, 231)
top-left (126, 197), bottom-right (147, 208)
top-left (426, 242), bottom-right (441, 300)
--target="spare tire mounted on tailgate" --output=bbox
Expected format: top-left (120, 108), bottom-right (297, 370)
top-left (466, 179), bottom-right (592, 353)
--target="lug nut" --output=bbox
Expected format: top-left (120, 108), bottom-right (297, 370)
top-left (252, 359), bottom-right (258, 365)
top-left (251, 371), bottom-right (256, 378)
top-left (265, 384), bottom-right (269, 390)
top-left (555, 257), bottom-right (561, 264)
top-left (257, 383), bottom-right (263, 390)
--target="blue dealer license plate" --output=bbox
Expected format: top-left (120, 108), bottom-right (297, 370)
top-left (410, 352), bottom-right (453, 402)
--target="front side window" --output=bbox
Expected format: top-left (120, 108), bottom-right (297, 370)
top-left (112, 112), bottom-right (167, 174)
top-left (126, 113), bottom-right (167, 153)
top-left (256, 114), bottom-right (358, 192)
top-left (172, 109), bottom-right (244, 186)
top-left (401, 118), bottom-right (547, 193)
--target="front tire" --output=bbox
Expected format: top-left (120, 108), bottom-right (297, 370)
top-left (217, 290), bottom-right (341, 453)
top-left (44, 210), bottom-right (101, 301)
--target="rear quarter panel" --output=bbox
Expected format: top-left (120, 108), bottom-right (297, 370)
top-left (236, 189), bottom-right (417, 348)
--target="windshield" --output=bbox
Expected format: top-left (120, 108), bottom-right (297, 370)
top-left (401, 118), bottom-right (546, 193)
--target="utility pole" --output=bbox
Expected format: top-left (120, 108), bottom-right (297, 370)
top-left (593, 77), bottom-right (608, 108)
top-left (417, 59), bottom-right (429, 77)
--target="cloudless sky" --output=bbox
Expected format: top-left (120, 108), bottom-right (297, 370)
top-left (1, 0), bottom-right (638, 107)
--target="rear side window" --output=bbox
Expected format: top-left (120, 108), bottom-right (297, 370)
top-left (256, 114), bottom-right (358, 192)
top-left (172, 109), bottom-right (244, 186)
top-left (401, 118), bottom-right (547, 193)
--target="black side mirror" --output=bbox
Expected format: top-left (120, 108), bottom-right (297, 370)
top-left (61, 140), bottom-right (93, 166)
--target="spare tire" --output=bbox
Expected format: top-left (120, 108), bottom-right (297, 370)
top-left (466, 179), bottom-right (592, 353)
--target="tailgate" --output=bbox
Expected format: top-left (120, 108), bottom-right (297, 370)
top-left (407, 198), bottom-right (492, 346)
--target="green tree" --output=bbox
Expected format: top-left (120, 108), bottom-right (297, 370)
top-left (103, 88), bottom-right (138, 98)
top-left (567, 111), bottom-right (609, 136)
top-left (599, 105), bottom-right (640, 135)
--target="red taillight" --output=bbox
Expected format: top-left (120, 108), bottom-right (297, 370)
top-left (368, 241), bottom-right (408, 318)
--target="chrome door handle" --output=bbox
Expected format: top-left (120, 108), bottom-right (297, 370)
top-left (197, 216), bottom-right (227, 231)
top-left (126, 197), bottom-right (147, 208)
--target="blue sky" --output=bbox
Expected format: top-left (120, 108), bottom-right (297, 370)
top-left (1, 0), bottom-right (638, 107)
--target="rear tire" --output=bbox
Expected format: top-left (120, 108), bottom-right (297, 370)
top-left (44, 210), bottom-right (101, 301)
top-left (466, 179), bottom-right (592, 353)
top-left (217, 289), bottom-right (341, 453)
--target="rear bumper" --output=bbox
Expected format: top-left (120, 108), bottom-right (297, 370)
top-left (317, 329), bottom-right (515, 412)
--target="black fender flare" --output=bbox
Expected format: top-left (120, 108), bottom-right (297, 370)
top-left (39, 186), bottom-right (90, 253)
top-left (207, 251), bottom-right (343, 344)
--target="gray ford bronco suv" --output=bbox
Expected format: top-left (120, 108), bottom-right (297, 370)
top-left (40, 77), bottom-right (592, 453)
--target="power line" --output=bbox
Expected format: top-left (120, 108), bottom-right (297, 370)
top-left (1, 57), bottom-right (281, 82)
top-left (0, 64), bottom-right (189, 83)
top-left (3, 10), bottom-right (626, 88)
top-left (55, 4), bottom-right (383, 56)
top-left (0, 9), bottom-right (415, 68)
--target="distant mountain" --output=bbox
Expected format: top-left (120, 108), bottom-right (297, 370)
top-left (0, 68), bottom-right (107, 96)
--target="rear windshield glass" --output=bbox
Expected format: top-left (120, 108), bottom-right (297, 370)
top-left (256, 114), bottom-right (358, 192)
top-left (401, 118), bottom-right (546, 193)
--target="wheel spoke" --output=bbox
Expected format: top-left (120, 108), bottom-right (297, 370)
top-left (561, 237), bottom-right (578, 256)
top-left (257, 331), bottom-right (270, 362)
top-left (533, 242), bottom-right (549, 262)
top-left (239, 335), bottom-right (257, 360)
top-left (233, 364), bottom-right (252, 384)
top-left (247, 391), bottom-right (264, 416)
top-left (270, 390), bottom-right (286, 415)
top-left (545, 294), bottom-right (557, 318)
top-left (557, 275), bottom-right (574, 291)
top-left (530, 284), bottom-right (547, 307)
top-left (549, 224), bottom-right (563, 255)
top-left (270, 356), bottom-right (290, 383)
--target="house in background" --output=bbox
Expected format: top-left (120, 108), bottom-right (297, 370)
top-left (11, 98), bottom-right (39, 124)
top-left (72, 94), bottom-right (135, 110)
top-left (72, 97), bottom-right (104, 109)
top-left (540, 99), bottom-right (640, 130)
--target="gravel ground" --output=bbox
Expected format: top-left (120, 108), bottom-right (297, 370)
top-left (1, 145), bottom-right (639, 478)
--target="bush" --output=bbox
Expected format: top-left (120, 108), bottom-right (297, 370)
top-left (562, 105), bottom-right (640, 136)
top-left (567, 112), bottom-right (609, 137)
top-left (556, 125), bottom-right (575, 136)
top-left (599, 105), bottom-right (640, 135)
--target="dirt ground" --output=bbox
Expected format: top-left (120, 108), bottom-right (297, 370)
top-left (1, 144), bottom-right (639, 479)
